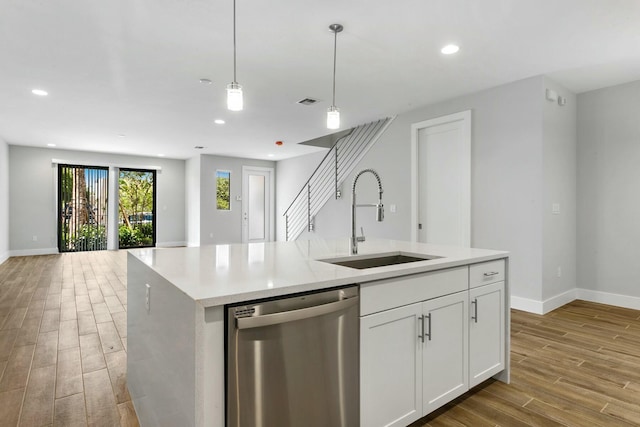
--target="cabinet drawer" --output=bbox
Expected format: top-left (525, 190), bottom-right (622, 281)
top-left (469, 260), bottom-right (505, 288)
top-left (360, 266), bottom-right (468, 316)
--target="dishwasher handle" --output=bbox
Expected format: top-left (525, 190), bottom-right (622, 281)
top-left (236, 296), bottom-right (359, 330)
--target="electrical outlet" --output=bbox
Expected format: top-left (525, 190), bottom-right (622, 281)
top-left (552, 203), bottom-right (560, 214)
top-left (390, 204), bottom-right (397, 213)
top-left (32, 235), bottom-right (38, 242)
top-left (145, 284), bottom-right (151, 312)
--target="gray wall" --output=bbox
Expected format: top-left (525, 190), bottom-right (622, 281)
top-left (542, 77), bottom-right (577, 301)
top-left (0, 137), bottom-right (9, 264)
top-left (9, 146), bottom-right (186, 253)
top-left (277, 76), bottom-right (553, 302)
top-left (276, 150), bottom-right (327, 242)
top-left (578, 80), bottom-right (640, 298)
top-left (199, 154), bottom-right (276, 245)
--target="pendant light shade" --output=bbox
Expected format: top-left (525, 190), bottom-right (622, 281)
top-left (327, 24), bottom-right (343, 129)
top-left (327, 106), bottom-right (340, 129)
top-left (227, 82), bottom-right (243, 111)
top-left (227, 0), bottom-right (243, 111)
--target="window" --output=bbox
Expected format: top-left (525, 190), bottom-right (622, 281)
top-left (216, 170), bottom-right (231, 210)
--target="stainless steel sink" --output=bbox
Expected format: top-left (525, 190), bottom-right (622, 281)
top-left (319, 252), bottom-right (441, 270)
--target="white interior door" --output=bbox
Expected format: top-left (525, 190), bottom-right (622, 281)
top-left (411, 111), bottom-right (471, 246)
top-left (242, 166), bottom-right (274, 243)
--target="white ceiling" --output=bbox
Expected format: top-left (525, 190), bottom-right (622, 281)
top-left (1, 0), bottom-right (639, 161)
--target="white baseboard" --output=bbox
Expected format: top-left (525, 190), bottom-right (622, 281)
top-left (542, 288), bottom-right (578, 314)
top-left (511, 289), bottom-right (581, 315)
top-left (577, 289), bottom-right (640, 311)
top-left (156, 241), bottom-right (187, 248)
top-left (510, 296), bottom-right (544, 315)
top-left (9, 247), bottom-right (59, 257)
top-left (512, 287), bottom-right (640, 314)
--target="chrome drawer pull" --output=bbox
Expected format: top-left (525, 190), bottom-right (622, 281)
top-left (471, 298), bottom-right (478, 323)
top-left (483, 271), bottom-right (499, 277)
top-left (425, 313), bottom-right (432, 341)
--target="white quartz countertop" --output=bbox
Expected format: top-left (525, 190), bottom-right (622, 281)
top-left (128, 239), bottom-right (508, 307)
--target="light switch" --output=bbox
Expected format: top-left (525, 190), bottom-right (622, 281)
top-left (389, 204), bottom-right (397, 213)
top-left (145, 284), bottom-right (151, 313)
top-left (552, 203), bottom-right (560, 214)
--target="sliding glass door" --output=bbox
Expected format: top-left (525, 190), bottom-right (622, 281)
top-left (118, 169), bottom-right (156, 248)
top-left (58, 165), bottom-right (109, 252)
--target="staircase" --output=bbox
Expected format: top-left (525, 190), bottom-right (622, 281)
top-left (283, 117), bottom-right (394, 241)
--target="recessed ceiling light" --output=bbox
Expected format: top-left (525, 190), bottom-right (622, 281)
top-left (214, 119), bottom-right (225, 125)
top-left (47, 143), bottom-right (56, 147)
top-left (267, 154), bottom-right (275, 157)
top-left (194, 146), bottom-right (205, 149)
top-left (200, 78), bottom-right (212, 85)
top-left (117, 134), bottom-right (126, 138)
top-left (31, 89), bottom-right (48, 96)
top-left (441, 44), bottom-right (460, 55)
top-left (158, 154), bottom-right (165, 157)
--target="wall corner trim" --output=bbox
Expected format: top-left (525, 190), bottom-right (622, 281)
top-left (0, 251), bottom-right (9, 266)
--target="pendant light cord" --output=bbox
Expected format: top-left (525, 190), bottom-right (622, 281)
top-left (332, 29), bottom-right (337, 106)
top-left (233, 0), bottom-right (237, 84)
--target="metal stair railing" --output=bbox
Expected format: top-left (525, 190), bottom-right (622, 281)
top-left (283, 117), bottom-right (394, 241)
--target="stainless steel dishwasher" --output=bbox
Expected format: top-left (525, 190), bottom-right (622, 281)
top-left (226, 285), bottom-right (359, 427)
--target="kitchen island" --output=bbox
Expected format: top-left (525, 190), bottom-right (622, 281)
top-left (127, 239), bottom-right (509, 426)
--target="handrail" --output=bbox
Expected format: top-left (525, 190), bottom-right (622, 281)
top-left (282, 130), bottom-right (353, 217)
top-left (283, 117), bottom-right (395, 241)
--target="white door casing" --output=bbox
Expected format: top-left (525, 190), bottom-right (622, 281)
top-left (411, 111), bottom-right (471, 246)
top-left (241, 166), bottom-right (275, 243)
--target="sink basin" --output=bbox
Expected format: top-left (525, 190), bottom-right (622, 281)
top-left (319, 252), bottom-right (441, 270)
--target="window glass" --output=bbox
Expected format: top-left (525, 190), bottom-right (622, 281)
top-left (216, 170), bottom-right (231, 210)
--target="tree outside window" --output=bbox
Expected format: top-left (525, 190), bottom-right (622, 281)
top-left (216, 170), bottom-right (231, 210)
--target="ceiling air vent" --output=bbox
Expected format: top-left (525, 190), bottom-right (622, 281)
top-left (297, 98), bottom-right (318, 106)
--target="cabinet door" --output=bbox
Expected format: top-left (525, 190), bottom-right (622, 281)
top-left (361, 303), bottom-right (422, 427)
top-left (469, 281), bottom-right (505, 387)
top-left (421, 292), bottom-right (469, 415)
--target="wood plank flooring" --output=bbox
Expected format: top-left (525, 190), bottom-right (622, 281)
top-left (0, 252), bottom-right (138, 427)
top-left (2, 251), bottom-right (640, 426)
top-left (413, 299), bottom-right (640, 426)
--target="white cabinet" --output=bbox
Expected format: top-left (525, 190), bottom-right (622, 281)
top-left (361, 303), bottom-right (422, 427)
top-left (422, 292), bottom-right (469, 414)
top-left (469, 281), bottom-right (505, 387)
top-left (360, 259), bottom-right (508, 427)
top-left (360, 290), bottom-right (468, 427)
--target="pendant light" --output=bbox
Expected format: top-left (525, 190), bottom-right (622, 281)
top-left (227, 0), bottom-right (243, 111)
top-left (327, 23), bottom-right (343, 129)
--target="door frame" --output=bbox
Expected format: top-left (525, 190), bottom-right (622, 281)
top-left (410, 110), bottom-right (471, 244)
top-left (118, 167), bottom-right (157, 248)
top-left (241, 166), bottom-right (275, 243)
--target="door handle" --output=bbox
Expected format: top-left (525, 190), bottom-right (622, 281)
top-left (236, 296), bottom-right (358, 329)
top-left (471, 298), bottom-right (478, 323)
top-left (424, 313), bottom-right (431, 341)
top-left (419, 315), bottom-right (425, 343)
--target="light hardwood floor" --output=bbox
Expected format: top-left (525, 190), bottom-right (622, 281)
top-left (0, 251), bottom-right (137, 427)
top-left (413, 300), bottom-right (640, 426)
top-left (2, 251), bottom-right (640, 426)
